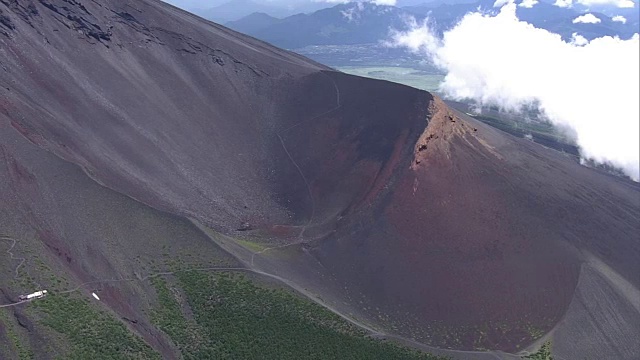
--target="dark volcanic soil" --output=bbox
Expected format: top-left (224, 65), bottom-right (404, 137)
top-left (1, 0), bottom-right (639, 356)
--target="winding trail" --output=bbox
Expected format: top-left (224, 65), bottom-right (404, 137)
top-left (0, 299), bottom-right (29, 309)
top-left (0, 245), bottom-right (519, 360)
top-left (1, 72), bottom-right (522, 359)
top-left (276, 72), bottom-right (342, 240)
top-left (0, 235), bottom-right (40, 308)
top-left (0, 235), bottom-right (30, 309)
top-left (0, 262), bottom-right (381, 336)
top-left (0, 232), bottom-right (523, 360)
top-left (1, 235), bottom-right (26, 280)
top-left (276, 133), bottom-right (315, 233)
top-left (249, 238), bottom-right (306, 267)
top-left (0, 260), bottom-right (515, 359)
top-left (248, 73), bottom-right (343, 268)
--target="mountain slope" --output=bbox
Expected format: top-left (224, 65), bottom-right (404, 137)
top-left (225, 11), bottom-right (282, 34)
top-left (194, 0), bottom-right (291, 23)
top-left (192, 0), bottom-right (330, 24)
top-left (0, 0), bottom-right (639, 358)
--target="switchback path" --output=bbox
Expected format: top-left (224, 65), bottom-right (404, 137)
top-left (0, 235), bottom-right (31, 309)
top-left (1, 235), bottom-right (26, 279)
top-left (276, 72), bottom-right (342, 240)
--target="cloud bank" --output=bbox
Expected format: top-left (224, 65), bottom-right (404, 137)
top-left (612, 15), bottom-right (627, 23)
top-left (573, 13), bottom-right (601, 23)
top-left (390, 2), bottom-right (640, 179)
top-left (553, 0), bottom-right (636, 8)
top-left (570, 32), bottom-right (590, 45)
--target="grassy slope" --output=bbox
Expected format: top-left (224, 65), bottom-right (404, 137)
top-left (338, 66), bottom-right (444, 93)
top-left (33, 294), bottom-right (160, 359)
top-left (522, 341), bottom-right (553, 360)
top-left (2, 265), bottom-right (447, 359)
top-left (152, 271), bottom-right (449, 360)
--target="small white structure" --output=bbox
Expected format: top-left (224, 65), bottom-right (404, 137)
top-left (19, 290), bottom-right (48, 301)
top-left (91, 292), bottom-right (100, 301)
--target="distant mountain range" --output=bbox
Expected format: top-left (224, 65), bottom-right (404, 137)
top-left (226, 3), bottom-right (417, 48)
top-left (190, 0), bottom-right (329, 23)
top-left (224, 0), bottom-right (639, 49)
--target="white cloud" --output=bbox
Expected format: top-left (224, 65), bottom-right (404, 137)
top-left (570, 32), bottom-right (590, 45)
top-left (390, 2), bottom-right (640, 180)
top-left (341, 1), bottom-right (393, 21)
top-left (494, 0), bottom-right (511, 6)
top-left (553, 0), bottom-right (573, 7)
top-left (371, 0), bottom-right (396, 5)
top-left (552, 0), bottom-right (636, 8)
top-left (341, 7), bottom-right (358, 21)
top-left (320, 0), bottom-right (397, 5)
top-left (573, 13), bottom-right (602, 23)
top-left (578, 0), bottom-right (636, 7)
top-left (612, 15), bottom-right (628, 23)
top-left (519, 0), bottom-right (539, 7)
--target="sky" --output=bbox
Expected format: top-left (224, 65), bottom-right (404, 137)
top-left (390, 0), bottom-right (640, 179)
top-left (163, 0), bottom-right (318, 9)
top-left (165, 0), bottom-right (639, 8)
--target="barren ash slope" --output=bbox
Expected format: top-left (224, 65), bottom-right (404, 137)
top-left (0, 0), bottom-right (639, 359)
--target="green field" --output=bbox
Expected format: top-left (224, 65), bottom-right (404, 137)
top-left (338, 66), bottom-right (444, 92)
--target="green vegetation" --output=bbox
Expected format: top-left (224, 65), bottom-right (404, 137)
top-left (337, 66), bottom-right (444, 93)
top-left (34, 294), bottom-right (159, 359)
top-left (523, 341), bottom-right (553, 360)
top-left (152, 271), bottom-right (448, 360)
top-left (524, 323), bottom-right (545, 340)
top-left (0, 308), bottom-right (34, 359)
top-left (235, 238), bottom-right (270, 252)
top-left (471, 114), bottom-right (580, 157)
top-left (150, 276), bottom-right (206, 357)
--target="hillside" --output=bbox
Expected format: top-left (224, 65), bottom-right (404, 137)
top-left (194, 0), bottom-right (290, 23)
top-left (0, 0), bottom-right (639, 359)
top-left (225, 11), bottom-right (281, 34)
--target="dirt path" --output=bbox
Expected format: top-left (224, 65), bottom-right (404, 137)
top-left (1, 235), bottom-right (26, 279)
top-left (199, 223), bottom-right (521, 360)
top-left (0, 73), bottom-right (519, 358)
top-left (0, 263), bottom-right (378, 337)
top-left (277, 72), bottom-right (342, 239)
top-left (0, 231), bottom-right (519, 360)
top-left (0, 235), bottom-right (36, 308)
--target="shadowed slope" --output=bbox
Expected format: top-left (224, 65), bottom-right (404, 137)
top-left (1, 0), bottom-right (336, 232)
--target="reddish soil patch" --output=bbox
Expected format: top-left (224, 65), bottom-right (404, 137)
top-left (310, 97), bottom-right (637, 351)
